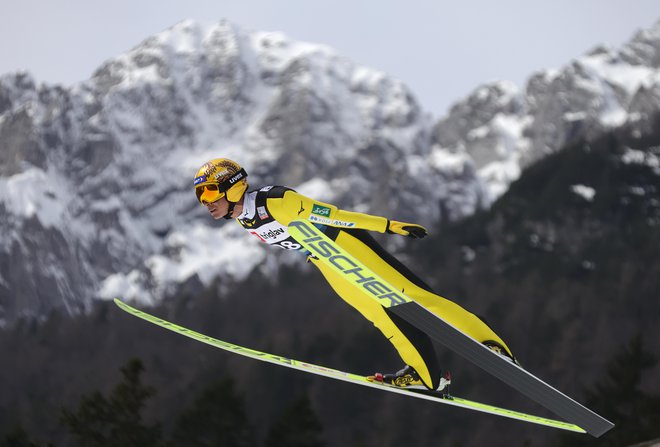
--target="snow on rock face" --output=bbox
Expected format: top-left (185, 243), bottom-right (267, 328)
top-left (431, 19), bottom-right (660, 205)
top-left (570, 184), bottom-right (596, 202)
top-left (0, 20), bottom-right (481, 322)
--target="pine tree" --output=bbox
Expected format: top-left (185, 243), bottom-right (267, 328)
top-left (170, 377), bottom-right (256, 447)
top-left (560, 334), bottom-right (660, 446)
top-left (265, 393), bottom-right (324, 447)
top-left (60, 358), bottom-right (163, 447)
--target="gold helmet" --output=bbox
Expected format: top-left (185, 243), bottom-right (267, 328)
top-left (194, 158), bottom-right (248, 205)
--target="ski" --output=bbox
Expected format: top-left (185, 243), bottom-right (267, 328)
top-left (114, 298), bottom-right (585, 433)
top-left (287, 219), bottom-right (614, 437)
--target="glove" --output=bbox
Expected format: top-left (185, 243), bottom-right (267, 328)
top-left (386, 220), bottom-right (428, 239)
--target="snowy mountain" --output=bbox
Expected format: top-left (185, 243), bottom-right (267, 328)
top-left (1, 18), bottom-right (660, 325)
top-left (0, 19), bottom-right (483, 323)
top-left (432, 19), bottom-right (660, 200)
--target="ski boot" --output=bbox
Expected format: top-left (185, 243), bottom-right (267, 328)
top-left (368, 365), bottom-right (452, 392)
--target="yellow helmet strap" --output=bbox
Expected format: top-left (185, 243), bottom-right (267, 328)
top-left (218, 168), bottom-right (247, 219)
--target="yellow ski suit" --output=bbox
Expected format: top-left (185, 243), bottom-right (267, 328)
top-left (236, 186), bottom-right (514, 389)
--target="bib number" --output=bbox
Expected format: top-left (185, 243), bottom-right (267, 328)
top-left (274, 240), bottom-right (302, 250)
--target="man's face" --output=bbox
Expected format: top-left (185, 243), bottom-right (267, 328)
top-left (204, 196), bottom-right (229, 219)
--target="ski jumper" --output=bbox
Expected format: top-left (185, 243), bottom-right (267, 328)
top-left (236, 186), bottom-right (514, 389)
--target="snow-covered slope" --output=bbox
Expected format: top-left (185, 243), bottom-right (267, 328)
top-left (0, 20), bottom-right (484, 323)
top-left (432, 19), bottom-right (660, 201)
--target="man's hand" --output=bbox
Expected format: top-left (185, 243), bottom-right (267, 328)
top-left (386, 220), bottom-right (428, 239)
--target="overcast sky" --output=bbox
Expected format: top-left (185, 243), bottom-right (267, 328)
top-left (1, 0), bottom-right (659, 117)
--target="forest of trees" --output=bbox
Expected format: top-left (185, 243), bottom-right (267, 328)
top-left (3, 334), bottom-right (660, 447)
top-left (1, 358), bottom-right (324, 447)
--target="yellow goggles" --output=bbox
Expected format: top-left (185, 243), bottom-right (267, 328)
top-left (195, 183), bottom-right (225, 204)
